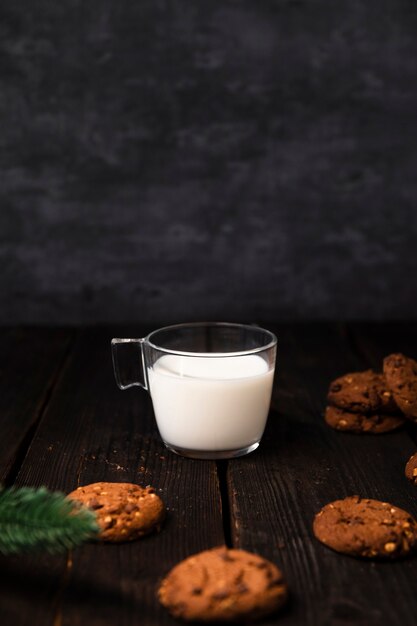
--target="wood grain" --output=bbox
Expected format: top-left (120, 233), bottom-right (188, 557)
top-left (7, 328), bottom-right (224, 626)
top-left (228, 323), bottom-right (417, 626)
top-left (0, 328), bottom-right (74, 625)
top-left (0, 327), bottom-right (74, 482)
top-left (4, 324), bottom-right (417, 626)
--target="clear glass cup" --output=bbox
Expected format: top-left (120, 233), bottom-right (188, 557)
top-left (111, 322), bottom-right (277, 460)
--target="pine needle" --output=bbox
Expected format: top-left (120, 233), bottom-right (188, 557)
top-left (0, 485), bottom-right (99, 555)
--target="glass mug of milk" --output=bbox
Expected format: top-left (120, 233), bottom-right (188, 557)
top-left (111, 322), bottom-right (277, 460)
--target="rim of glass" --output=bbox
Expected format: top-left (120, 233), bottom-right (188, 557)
top-left (145, 322), bottom-right (277, 357)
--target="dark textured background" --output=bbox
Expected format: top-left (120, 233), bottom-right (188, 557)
top-left (1, 1), bottom-right (416, 324)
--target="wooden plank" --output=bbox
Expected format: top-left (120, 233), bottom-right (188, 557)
top-left (4, 328), bottom-right (224, 626)
top-left (227, 323), bottom-right (417, 626)
top-left (0, 328), bottom-right (74, 625)
top-left (0, 327), bottom-right (74, 482)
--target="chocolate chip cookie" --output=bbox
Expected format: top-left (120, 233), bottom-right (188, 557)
top-left (383, 353), bottom-right (417, 420)
top-left (327, 370), bottom-right (398, 414)
top-left (158, 546), bottom-right (288, 622)
top-left (405, 453), bottom-right (417, 485)
top-left (324, 405), bottom-right (405, 434)
top-left (313, 496), bottom-right (417, 559)
top-left (68, 482), bottom-right (165, 542)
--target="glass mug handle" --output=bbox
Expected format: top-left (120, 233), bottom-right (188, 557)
top-left (111, 338), bottom-right (148, 390)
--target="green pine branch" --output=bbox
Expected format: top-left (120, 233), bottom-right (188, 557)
top-left (0, 485), bottom-right (99, 555)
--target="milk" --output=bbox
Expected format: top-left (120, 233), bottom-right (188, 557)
top-left (147, 354), bottom-right (274, 452)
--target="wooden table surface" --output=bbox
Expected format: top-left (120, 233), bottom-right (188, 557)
top-left (2, 323), bottom-right (417, 626)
